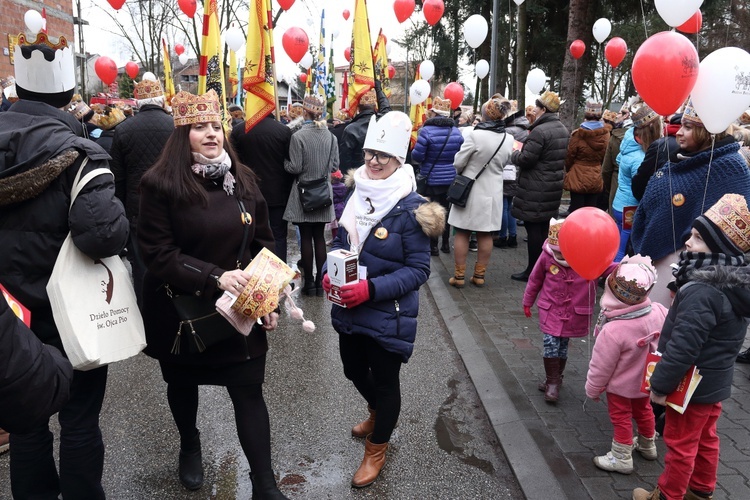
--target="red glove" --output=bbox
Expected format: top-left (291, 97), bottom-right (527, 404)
top-left (524, 306), bottom-right (532, 318)
top-left (340, 280), bottom-right (370, 308)
top-left (322, 273), bottom-right (332, 293)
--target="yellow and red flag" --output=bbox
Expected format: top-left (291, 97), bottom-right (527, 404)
top-left (198, 0), bottom-right (228, 123)
top-left (228, 49), bottom-right (238, 99)
top-left (372, 29), bottom-right (390, 99)
top-left (409, 67), bottom-right (428, 149)
top-left (243, 0), bottom-right (276, 132)
top-left (346, 0), bottom-right (374, 118)
top-left (161, 38), bottom-right (176, 105)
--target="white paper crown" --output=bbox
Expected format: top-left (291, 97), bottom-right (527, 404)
top-left (363, 111), bottom-right (412, 159)
top-left (13, 33), bottom-right (75, 95)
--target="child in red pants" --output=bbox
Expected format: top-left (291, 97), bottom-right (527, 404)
top-left (634, 194), bottom-right (750, 500)
top-left (586, 254), bottom-right (668, 474)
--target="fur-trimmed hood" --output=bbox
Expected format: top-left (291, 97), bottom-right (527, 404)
top-left (689, 265), bottom-right (750, 318)
top-left (343, 170), bottom-right (446, 238)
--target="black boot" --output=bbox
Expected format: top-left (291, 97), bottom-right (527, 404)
top-left (179, 432), bottom-right (204, 490)
top-left (314, 275), bottom-right (324, 297)
top-left (302, 277), bottom-right (316, 296)
top-left (250, 471), bottom-right (289, 499)
top-left (440, 238), bottom-right (450, 254)
top-left (737, 347), bottom-right (750, 364)
top-left (507, 235), bottom-right (518, 248)
top-left (430, 238), bottom-right (439, 256)
top-left (493, 237), bottom-right (508, 248)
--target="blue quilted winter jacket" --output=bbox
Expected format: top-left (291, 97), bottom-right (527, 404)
top-left (411, 117), bottom-right (464, 186)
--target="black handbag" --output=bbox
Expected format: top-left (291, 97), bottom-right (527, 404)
top-left (416, 128), bottom-right (453, 195)
top-left (168, 198), bottom-right (251, 355)
top-left (446, 133), bottom-right (507, 208)
top-left (297, 177), bottom-right (333, 212)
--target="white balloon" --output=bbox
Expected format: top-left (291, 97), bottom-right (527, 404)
top-left (300, 51), bottom-right (313, 69)
top-left (526, 68), bottom-right (546, 94)
top-left (24, 10), bottom-right (44, 34)
top-left (306, 18), bottom-right (314, 27)
top-left (409, 79), bottom-right (431, 105)
top-left (420, 60), bottom-right (435, 81)
top-left (386, 43), bottom-right (392, 56)
top-left (475, 59), bottom-right (489, 80)
top-left (463, 15), bottom-right (489, 49)
top-left (513, 0), bottom-right (525, 5)
top-left (225, 25), bottom-right (244, 52)
top-left (592, 18), bottom-right (612, 44)
top-left (178, 53), bottom-right (189, 65)
top-left (142, 72), bottom-right (157, 81)
top-left (331, 28), bottom-right (340, 39)
top-left (690, 47), bottom-right (750, 134)
top-left (655, 0), bottom-right (704, 28)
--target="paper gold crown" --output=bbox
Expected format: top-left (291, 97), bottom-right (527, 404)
top-left (303, 94), bottom-right (324, 115)
top-left (602, 110), bottom-right (618, 124)
top-left (585, 100), bottom-right (603, 114)
top-left (607, 255), bottom-right (657, 305)
top-left (171, 89), bottom-right (222, 127)
top-left (704, 193), bottom-right (750, 253)
top-left (538, 91), bottom-right (562, 113)
top-left (632, 103), bottom-right (660, 128)
top-left (67, 100), bottom-right (92, 121)
top-left (98, 106), bottom-right (126, 130)
top-left (547, 217), bottom-right (564, 246)
top-left (134, 79), bottom-right (163, 100)
top-left (360, 88), bottom-right (377, 107)
top-left (288, 102), bottom-right (304, 119)
top-left (682, 99), bottom-right (703, 126)
top-left (431, 96), bottom-right (452, 115)
top-left (13, 32), bottom-right (75, 98)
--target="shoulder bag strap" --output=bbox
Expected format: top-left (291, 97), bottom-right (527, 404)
top-left (70, 160), bottom-right (114, 209)
top-left (474, 133), bottom-right (508, 181)
top-left (423, 127), bottom-right (453, 178)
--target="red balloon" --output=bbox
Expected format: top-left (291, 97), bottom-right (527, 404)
top-left (558, 208), bottom-right (619, 280)
top-left (342, 9), bottom-right (350, 21)
top-left (394, 0), bottom-right (415, 24)
top-left (107, 0), bottom-right (126, 9)
top-left (443, 82), bottom-right (464, 109)
top-left (278, 0), bottom-right (295, 11)
top-left (177, 0), bottom-right (196, 18)
top-left (94, 56), bottom-right (118, 86)
top-left (676, 10), bottom-right (702, 34)
top-left (174, 44), bottom-right (185, 56)
top-left (605, 37), bottom-right (627, 68)
top-left (387, 64), bottom-right (396, 79)
top-left (299, 74), bottom-right (307, 83)
top-left (344, 47), bottom-right (352, 63)
top-left (282, 27), bottom-right (309, 64)
top-left (569, 39), bottom-right (585, 60)
top-left (631, 31), bottom-right (699, 116)
top-left (125, 61), bottom-right (139, 79)
top-left (423, 0), bottom-right (444, 26)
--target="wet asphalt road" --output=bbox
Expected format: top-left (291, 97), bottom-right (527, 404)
top-left (0, 274), bottom-right (523, 499)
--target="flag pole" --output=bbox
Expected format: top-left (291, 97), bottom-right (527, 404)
top-left (267, 0), bottom-right (280, 120)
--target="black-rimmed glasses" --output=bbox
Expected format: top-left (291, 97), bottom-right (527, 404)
top-left (363, 149), bottom-right (394, 166)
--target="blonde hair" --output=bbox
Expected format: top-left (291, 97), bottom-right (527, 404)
top-left (634, 116), bottom-right (663, 151)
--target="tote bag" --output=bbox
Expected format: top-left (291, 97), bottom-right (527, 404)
top-left (47, 161), bottom-right (146, 370)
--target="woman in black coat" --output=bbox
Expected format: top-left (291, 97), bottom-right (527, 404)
top-left (138, 90), bottom-right (286, 499)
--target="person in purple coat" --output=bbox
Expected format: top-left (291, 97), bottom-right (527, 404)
top-left (523, 219), bottom-right (617, 403)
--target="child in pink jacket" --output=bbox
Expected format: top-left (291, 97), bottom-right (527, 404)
top-left (586, 254), bottom-right (667, 474)
top-left (523, 218), bottom-right (616, 403)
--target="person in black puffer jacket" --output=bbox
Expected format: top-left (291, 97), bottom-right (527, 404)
top-left (510, 91), bottom-right (570, 281)
top-left (633, 194), bottom-right (750, 500)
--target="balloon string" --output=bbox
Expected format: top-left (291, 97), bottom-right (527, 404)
top-left (701, 136), bottom-right (716, 214)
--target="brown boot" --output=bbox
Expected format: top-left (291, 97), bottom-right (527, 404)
top-left (543, 357), bottom-right (562, 403)
top-left (0, 428), bottom-right (8, 454)
top-left (449, 264), bottom-right (466, 288)
top-left (538, 358), bottom-right (566, 391)
top-left (470, 263), bottom-right (487, 287)
top-left (351, 407), bottom-right (376, 438)
top-left (632, 486), bottom-right (661, 500)
top-left (684, 489), bottom-right (713, 500)
top-left (351, 435), bottom-right (388, 488)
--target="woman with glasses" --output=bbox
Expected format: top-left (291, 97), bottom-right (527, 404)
top-left (321, 111), bottom-right (445, 488)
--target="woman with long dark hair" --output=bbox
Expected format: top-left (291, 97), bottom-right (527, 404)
top-left (138, 90), bottom-right (286, 499)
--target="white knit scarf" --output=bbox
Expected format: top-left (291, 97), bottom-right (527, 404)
top-left (340, 165), bottom-right (415, 252)
top-left (191, 150), bottom-right (235, 196)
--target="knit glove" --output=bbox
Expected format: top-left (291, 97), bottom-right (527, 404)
top-left (524, 306), bottom-right (532, 318)
top-left (340, 280), bottom-right (370, 308)
top-left (322, 274), bottom-right (332, 293)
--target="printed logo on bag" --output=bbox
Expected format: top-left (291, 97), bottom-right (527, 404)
top-left (365, 197), bottom-right (375, 214)
top-left (89, 259), bottom-right (131, 331)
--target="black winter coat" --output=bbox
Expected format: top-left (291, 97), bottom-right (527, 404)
top-left (651, 266), bottom-right (750, 404)
top-left (0, 103), bottom-right (130, 352)
top-left (230, 115), bottom-right (294, 208)
top-left (110, 105), bottom-right (175, 220)
top-left (0, 298), bottom-right (73, 433)
top-left (510, 112), bottom-right (570, 222)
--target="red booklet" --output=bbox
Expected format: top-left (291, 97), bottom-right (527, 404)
top-left (0, 283), bottom-right (31, 327)
top-left (641, 351), bottom-right (702, 414)
top-left (622, 205), bottom-right (638, 230)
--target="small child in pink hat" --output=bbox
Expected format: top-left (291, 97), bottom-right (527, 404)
top-left (586, 254), bottom-right (668, 474)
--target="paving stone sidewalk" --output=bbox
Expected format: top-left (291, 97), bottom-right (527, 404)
top-left (426, 225), bottom-right (750, 499)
